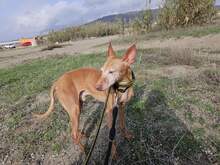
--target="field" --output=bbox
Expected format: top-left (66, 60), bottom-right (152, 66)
top-left (0, 25), bottom-right (220, 164)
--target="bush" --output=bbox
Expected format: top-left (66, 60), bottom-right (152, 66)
top-left (47, 22), bottom-right (121, 43)
top-left (158, 0), bottom-right (216, 29)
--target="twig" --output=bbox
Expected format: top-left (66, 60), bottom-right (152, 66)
top-left (171, 132), bottom-right (186, 159)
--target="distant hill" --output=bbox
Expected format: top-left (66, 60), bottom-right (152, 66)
top-left (88, 4), bottom-right (220, 24)
top-left (43, 4), bottom-right (220, 34)
top-left (88, 9), bottom-right (159, 24)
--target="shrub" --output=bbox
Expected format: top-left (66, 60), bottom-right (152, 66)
top-left (47, 22), bottom-right (121, 43)
top-left (158, 0), bottom-right (216, 29)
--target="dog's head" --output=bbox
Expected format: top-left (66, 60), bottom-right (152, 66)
top-left (96, 43), bottom-right (137, 91)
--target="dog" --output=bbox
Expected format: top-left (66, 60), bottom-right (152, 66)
top-left (34, 43), bottom-right (137, 158)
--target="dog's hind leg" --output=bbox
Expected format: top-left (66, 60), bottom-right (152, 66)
top-left (56, 87), bottom-right (85, 152)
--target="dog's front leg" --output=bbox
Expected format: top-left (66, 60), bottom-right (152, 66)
top-left (119, 102), bottom-right (134, 140)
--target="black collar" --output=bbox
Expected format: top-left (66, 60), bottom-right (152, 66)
top-left (113, 70), bottom-right (135, 93)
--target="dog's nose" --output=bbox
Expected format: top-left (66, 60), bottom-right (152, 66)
top-left (95, 84), bottom-right (102, 91)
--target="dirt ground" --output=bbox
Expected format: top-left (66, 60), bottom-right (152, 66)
top-left (1, 33), bottom-right (220, 69)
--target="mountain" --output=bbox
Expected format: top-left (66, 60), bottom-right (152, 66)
top-left (89, 9), bottom-right (159, 24)
top-left (88, 4), bottom-right (220, 24)
top-left (43, 4), bottom-right (220, 34)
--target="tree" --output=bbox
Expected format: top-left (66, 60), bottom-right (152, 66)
top-left (132, 0), bottom-right (153, 34)
top-left (142, 9), bottom-right (153, 32)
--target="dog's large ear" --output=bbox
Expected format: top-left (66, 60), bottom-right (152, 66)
top-left (122, 44), bottom-right (137, 65)
top-left (108, 42), bottom-right (116, 58)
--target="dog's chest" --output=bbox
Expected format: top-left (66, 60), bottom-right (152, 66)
top-left (119, 88), bottom-right (134, 103)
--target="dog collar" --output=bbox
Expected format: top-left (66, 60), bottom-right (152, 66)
top-left (113, 70), bottom-right (135, 93)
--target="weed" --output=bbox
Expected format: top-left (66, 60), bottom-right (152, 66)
top-left (52, 143), bottom-right (62, 154)
top-left (193, 128), bottom-right (206, 140)
top-left (201, 69), bottom-right (220, 86)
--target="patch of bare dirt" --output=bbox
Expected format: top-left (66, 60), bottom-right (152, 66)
top-left (0, 35), bottom-right (118, 69)
top-left (1, 34), bottom-right (220, 69)
top-left (146, 65), bottom-right (198, 79)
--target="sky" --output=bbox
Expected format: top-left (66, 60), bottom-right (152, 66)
top-left (0, 0), bottom-right (220, 42)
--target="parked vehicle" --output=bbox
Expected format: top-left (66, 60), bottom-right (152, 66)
top-left (21, 42), bottom-right (32, 46)
top-left (3, 44), bottom-right (16, 49)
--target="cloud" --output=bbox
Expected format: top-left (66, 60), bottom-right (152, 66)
top-left (83, 0), bottom-right (146, 13)
top-left (3, 0), bottom-right (219, 41)
top-left (14, 1), bottom-right (85, 34)
top-left (9, 0), bottom-right (147, 40)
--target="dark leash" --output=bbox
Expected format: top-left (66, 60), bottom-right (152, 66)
top-left (104, 91), bottom-right (119, 165)
top-left (83, 70), bottom-right (135, 165)
top-left (83, 87), bottom-right (111, 165)
top-left (104, 70), bottom-right (135, 164)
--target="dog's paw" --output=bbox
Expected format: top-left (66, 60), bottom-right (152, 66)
top-left (79, 143), bottom-right (85, 153)
top-left (80, 131), bottom-right (88, 138)
top-left (121, 129), bottom-right (134, 141)
top-left (112, 152), bottom-right (119, 160)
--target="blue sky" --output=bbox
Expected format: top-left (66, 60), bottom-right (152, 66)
top-left (0, 0), bottom-right (220, 42)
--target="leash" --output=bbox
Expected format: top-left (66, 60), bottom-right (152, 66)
top-left (104, 92), bottom-right (119, 165)
top-left (83, 87), bottom-right (111, 165)
top-left (83, 69), bottom-right (135, 165)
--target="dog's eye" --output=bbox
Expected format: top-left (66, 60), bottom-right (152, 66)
top-left (109, 71), bottom-right (114, 74)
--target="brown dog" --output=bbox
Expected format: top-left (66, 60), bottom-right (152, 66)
top-left (34, 43), bottom-right (137, 158)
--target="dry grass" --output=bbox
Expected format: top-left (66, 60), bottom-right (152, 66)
top-left (168, 48), bottom-right (205, 67)
top-left (200, 68), bottom-right (220, 86)
top-left (140, 47), bottom-right (207, 68)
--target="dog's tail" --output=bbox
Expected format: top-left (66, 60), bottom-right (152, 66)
top-left (33, 84), bottom-right (56, 119)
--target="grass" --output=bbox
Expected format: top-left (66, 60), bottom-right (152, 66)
top-left (0, 48), bottom-right (220, 164)
top-left (0, 53), bottom-right (105, 103)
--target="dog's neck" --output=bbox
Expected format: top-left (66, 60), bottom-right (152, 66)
top-left (120, 68), bottom-right (133, 83)
top-left (114, 69), bottom-right (135, 93)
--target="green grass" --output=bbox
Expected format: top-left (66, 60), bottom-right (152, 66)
top-left (0, 53), bottom-right (105, 103)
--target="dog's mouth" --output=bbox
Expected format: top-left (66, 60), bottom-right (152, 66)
top-left (96, 72), bottom-right (120, 91)
top-left (95, 83), bottom-right (111, 91)
top-left (95, 80), bottom-right (117, 91)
